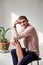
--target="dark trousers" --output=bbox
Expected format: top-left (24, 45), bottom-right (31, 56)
top-left (11, 48), bottom-right (38, 65)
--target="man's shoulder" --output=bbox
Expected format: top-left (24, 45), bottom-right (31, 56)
top-left (26, 25), bottom-right (36, 32)
top-left (27, 25), bottom-right (33, 29)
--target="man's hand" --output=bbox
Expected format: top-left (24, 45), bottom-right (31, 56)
top-left (13, 20), bottom-right (18, 28)
top-left (13, 20), bottom-right (23, 28)
top-left (10, 37), bottom-right (17, 46)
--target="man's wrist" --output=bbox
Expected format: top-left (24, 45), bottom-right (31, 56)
top-left (13, 24), bottom-right (16, 28)
top-left (14, 27), bottom-right (16, 30)
top-left (14, 25), bottom-right (16, 28)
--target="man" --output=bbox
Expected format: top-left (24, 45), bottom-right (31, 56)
top-left (11, 16), bottom-right (39, 65)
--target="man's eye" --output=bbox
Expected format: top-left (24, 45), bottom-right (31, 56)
top-left (19, 22), bottom-right (22, 24)
top-left (23, 21), bottom-right (25, 23)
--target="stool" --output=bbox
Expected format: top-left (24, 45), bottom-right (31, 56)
top-left (31, 58), bottom-right (41, 65)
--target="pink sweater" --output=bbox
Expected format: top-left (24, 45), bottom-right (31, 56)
top-left (13, 25), bottom-right (39, 56)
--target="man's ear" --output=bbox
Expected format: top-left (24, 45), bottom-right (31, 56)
top-left (27, 20), bottom-right (29, 22)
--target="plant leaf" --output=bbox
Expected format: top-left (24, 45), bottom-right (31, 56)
top-left (5, 28), bottom-right (11, 34)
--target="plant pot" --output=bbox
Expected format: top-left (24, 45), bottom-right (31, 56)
top-left (0, 41), bottom-right (10, 50)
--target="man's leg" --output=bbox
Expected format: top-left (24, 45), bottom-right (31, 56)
top-left (19, 52), bottom-right (38, 65)
top-left (11, 39), bottom-right (24, 65)
top-left (11, 49), bottom-right (18, 65)
top-left (15, 41), bottom-right (24, 63)
top-left (17, 48), bottom-right (27, 65)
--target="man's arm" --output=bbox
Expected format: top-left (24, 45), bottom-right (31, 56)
top-left (18, 26), bottom-right (32, 39)
top-left (10, 37), bottom-right (24, 62)
top-left (13, 26), bottom-right (32, 40)
top-left (13, 20), bottom-right (19, 39)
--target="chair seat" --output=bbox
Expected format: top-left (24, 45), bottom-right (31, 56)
top-left (31, 57), bottom-right (41, 65)
top-left (33, 57), bottom-right (41, 61)
top-left (37, 58), bottom-right (41, 60)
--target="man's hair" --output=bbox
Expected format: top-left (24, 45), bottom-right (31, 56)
top-left (18, 15), bottom-right (28, 22)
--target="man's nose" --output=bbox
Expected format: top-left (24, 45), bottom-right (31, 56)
top-left (21, 22), bottom-right (24, 25)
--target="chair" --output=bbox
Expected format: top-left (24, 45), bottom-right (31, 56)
top-left (31, 57), bottom-right (41, 65)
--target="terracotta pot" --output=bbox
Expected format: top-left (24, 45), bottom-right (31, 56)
top-left (0, 41), bottom-right (10, 50)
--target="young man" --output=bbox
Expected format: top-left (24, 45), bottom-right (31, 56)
top-left (11, 16), bottom-right (39, 65)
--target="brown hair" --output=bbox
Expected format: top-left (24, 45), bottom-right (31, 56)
top-left (18, 15), bottom-right (28, 22)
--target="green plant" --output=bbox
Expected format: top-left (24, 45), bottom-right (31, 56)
top-left (0, 27), bottom-right (11, 43)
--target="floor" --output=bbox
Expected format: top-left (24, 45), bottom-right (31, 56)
top-left (0, 46), bottom-right (43, 65)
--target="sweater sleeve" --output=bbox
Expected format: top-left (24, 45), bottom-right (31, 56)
top-left (18, 26), bottom-right (32, 39)
top-left (13, 26), bottom-right (32, 40)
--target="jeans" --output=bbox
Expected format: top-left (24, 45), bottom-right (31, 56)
top-left (11, 48), bottom-right (38, 65)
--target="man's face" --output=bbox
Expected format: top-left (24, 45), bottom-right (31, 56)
top-left (18, 19), bottom-right (28, 28)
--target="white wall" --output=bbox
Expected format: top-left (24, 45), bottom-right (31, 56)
top-left (0, 0), bottom-right (43, 65)
top-left (0, 0), bottom-right (43, 45)
top-left (0, 0), bottom-right (5, 26)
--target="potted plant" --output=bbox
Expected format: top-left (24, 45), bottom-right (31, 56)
top-left (0, 27), bottom-right (11, 50)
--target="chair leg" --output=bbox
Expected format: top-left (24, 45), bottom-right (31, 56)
top-left (31, 62), bottom-right (32, 65)
top-left (37, 60), bottom-right (39, 65)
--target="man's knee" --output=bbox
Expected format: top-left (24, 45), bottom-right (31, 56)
top-left (18, 58), bottom-right (26, 65)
